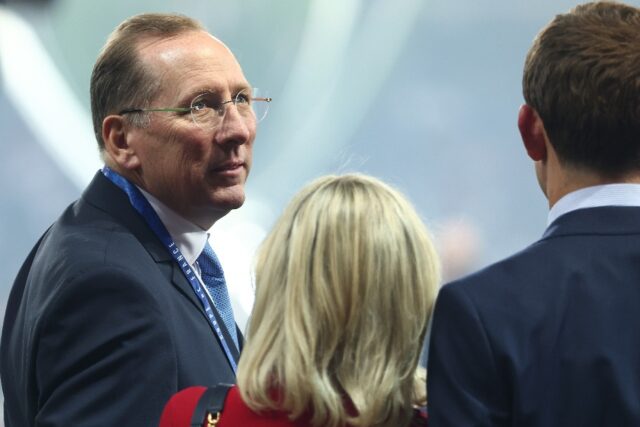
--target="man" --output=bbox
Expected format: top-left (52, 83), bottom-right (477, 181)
top-left (428, 2), bottom-right (640, 426)
top-left (1, 13), bottom-right (270, 426)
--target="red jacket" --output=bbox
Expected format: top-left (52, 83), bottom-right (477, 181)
top-left (159, 386), bottom-right (313, 427)
top-left (159, 386), bottom-right (427, 427)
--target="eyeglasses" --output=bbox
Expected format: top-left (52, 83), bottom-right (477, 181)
top-left (119, 88), bottom-right (272, 130)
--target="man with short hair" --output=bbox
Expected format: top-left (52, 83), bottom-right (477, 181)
top-left (428, 2), bottom-right (640, 425)
top-left (1, 13), bottom-right (270, 427)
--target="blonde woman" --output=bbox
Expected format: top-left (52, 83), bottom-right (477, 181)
top-left (160, 174), bottom-right (440, 427)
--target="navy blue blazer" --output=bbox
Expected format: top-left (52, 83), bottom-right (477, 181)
top-left (428, 206), bottom-right (640, 426)
top-left (1, 172), bottom-right (242, 427)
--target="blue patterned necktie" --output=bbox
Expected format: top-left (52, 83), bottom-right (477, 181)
top-left (197, 242), bottom-right (238, 348)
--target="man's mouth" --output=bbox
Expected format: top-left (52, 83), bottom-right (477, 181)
top-left (213, 161), bottom-right (244, 172)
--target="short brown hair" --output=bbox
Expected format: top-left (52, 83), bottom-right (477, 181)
top-left (523, 1), bottom-right (640, 176)
top-left (90, 13), bottom-right (204, 150)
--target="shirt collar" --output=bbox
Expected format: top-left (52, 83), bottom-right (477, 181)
top-left (137, 187), bottom-right (209, 266)
top-left (548, 183), bottom-right (640, 226)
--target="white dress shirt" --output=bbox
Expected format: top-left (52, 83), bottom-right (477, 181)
top-left (548, 183), bottom-right (640, 226)
top-left (137, 189), bottom-right (259, 333)
top-left (138, 188), bottom-right (212, 293)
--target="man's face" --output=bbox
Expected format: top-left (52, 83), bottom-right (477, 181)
top-left (127, 31), bottom-right (256, 229)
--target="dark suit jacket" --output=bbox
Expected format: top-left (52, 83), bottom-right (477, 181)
top-left (427, 206), bottom-right (640, 426)
top-left (1, 172), bottom-right (242, 427)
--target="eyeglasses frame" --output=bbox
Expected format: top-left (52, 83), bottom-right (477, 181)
top-left (118, 88), bottom-right (272, 124)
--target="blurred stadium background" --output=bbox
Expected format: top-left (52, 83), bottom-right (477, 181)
top-left (3, 0), bottom-right (637, 422)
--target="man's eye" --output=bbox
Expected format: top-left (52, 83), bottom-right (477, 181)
top-left (235, 92), bottom-right (251, 105)
top-left (192, 100), bottom-right (208, 111)
top-left (191, 94), bottom-right (219, 111)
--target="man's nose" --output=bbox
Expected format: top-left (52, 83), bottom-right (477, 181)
top-left (213, 104), bottom-right (253, 146)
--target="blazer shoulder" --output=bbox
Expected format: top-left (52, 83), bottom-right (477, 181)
top-left (446, 238), bottom-right (547, 289)
top-left (37, 217), bottom-right (150, 276)
top-left (23, 205), bottom-right (170, 330)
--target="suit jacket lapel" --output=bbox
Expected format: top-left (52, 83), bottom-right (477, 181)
top-left (82, 172), bottom-right (241, 359)
top-left (169, 263), bottom-right (241, 359)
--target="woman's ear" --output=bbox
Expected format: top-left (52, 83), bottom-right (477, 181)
top-left (102, 115), bottom-right (141, 170)
top-left (518, 104), bottom-right (548, 162)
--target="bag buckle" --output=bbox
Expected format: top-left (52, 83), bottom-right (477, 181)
top-left (206, 411), bottom-right (221, 426)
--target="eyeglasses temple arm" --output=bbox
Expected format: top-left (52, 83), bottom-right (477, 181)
top-left (119, 107), bottom-right (192, 115)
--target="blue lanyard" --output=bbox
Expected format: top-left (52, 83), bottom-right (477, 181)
top-left (101, 166), bottom-right (238, 373)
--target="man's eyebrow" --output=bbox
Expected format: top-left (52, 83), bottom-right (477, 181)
top-left (188, 85), bottom-right (252, 97)
top-left (236, 83), bottom-right (252, 92)
top-left (175, 88), bottom-right (220, 105)
top-left (193, 87), bottom-right (221, 96)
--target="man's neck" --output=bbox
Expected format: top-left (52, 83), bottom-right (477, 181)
top-left (547, 165), bottom-right (640, 209)
top-left (103, 161), bottom-right (226, 229)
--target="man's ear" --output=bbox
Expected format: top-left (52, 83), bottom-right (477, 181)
top-left (102, 115), bottom-right (141, 170)
top-left (518, 104), bottom-right (548, 162)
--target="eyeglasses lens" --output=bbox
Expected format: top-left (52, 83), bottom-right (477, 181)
top-left (189, 88), bottom-right (270, 130)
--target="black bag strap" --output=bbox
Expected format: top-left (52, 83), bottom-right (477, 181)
top-left (190, 384), bottom-right (234, 427)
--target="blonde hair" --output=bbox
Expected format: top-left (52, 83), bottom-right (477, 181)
top-left (237, 174), bottom-right (440, 427)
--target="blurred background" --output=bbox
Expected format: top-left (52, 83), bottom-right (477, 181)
top-left (3, 0), bottom-right (638, 418)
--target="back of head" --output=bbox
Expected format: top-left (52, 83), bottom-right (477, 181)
top-left (90, 13), bottom-right (204, 151)
top-left (238, 174), bottom-right (440, 427)
top-left (523, 1), bottom-right (640, 177)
